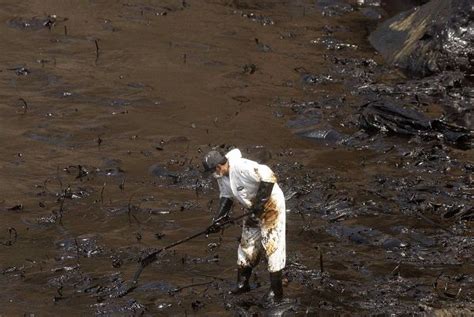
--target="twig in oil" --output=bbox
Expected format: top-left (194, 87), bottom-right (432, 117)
top-left (18, 98), bottom-right (28, 114)
top-left (97, 135), bottom-right (102, 148)
top-left (100, 183), bottom-right (106, 205)
top-left (170, 281), bottom-right (213, 294)
top-left (119, 178), bottom-right (125, 192)
top-left (94, 39), bottom-right (100, 63)
top-left (319, 249), bottom-right (324, 274)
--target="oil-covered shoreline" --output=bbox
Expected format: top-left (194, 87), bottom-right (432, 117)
top-left (0, 0), bottom-right (472, 315)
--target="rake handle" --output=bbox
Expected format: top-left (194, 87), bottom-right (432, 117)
top-left (132, 210), bottom-right (255, 284)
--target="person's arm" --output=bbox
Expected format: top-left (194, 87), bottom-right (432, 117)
top-left (250, 181), bottom-right (274, 217)
top-left (215, 177), bottom-right (233, 221)
top-left (213, 197), bottom-right (233, 222)
top-left (241, 162), bottom-right (276, 216)
top-left (207, 197), bottom-right (233, 234)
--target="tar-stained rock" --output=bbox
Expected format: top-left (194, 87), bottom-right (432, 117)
top-left (359, 101), bottom-right (473, 149)
top-left (8, 66), bottom-right (31, 76)
top-left (301, 73), bottom-right (336, 85)
top-left (326, 224), bottom-right (385, 245)
top-left (235, 11), bottom-right (274, 26)
top-left (311, 36), bottom-right (358, 50)
top-left (149, 164), bottom-right (178, 179)
top-left (23, 130), bottom-right (72, 147)
top-left (55, 234), bottom-right (104, 260)
top-left (359, 7), bottom-right (385, 20)
top-left (254, 38), bottom-right (272, 52)
top-left (316, 0), bottom-right (354, 16)
top-left (242, 63), bottom-right (257, 74)
top-left (369, 0), bottom-right (473, 76)
top-left (297, 129), bottom-right (344, 144)
top-left (92, 298), bottom-right (146, 315)
top-left (244, 146), bottom-right (273, 164)
top-left (7, 15), bottom-right (60, 30)
top-left (222, 0), bottom-right (270, 10)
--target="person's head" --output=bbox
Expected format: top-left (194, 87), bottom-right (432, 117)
top-left (203, 150), bottom-right (229, 176)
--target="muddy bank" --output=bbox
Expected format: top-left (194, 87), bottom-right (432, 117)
top-left (0, 0), bottom-right (472, 316)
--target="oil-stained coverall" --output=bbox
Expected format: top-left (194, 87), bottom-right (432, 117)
top-left (204, 148), bottom-right (286, 302)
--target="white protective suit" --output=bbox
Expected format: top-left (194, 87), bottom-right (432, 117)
top-left (215, 149), bottom-right (286, 273)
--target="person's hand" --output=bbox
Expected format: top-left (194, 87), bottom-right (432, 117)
top-left (207, 215), bottom-right (229, 234)
top-left (206, 223), bottom-right (221, 234)
top-left (250, 205), bottom-right (264, 218)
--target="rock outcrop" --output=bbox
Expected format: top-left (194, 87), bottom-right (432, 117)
top-left (369, 0), bottom-right (473, 77)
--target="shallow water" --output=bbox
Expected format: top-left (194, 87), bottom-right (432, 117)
top-left (0, 0), bottom-right (472, 315)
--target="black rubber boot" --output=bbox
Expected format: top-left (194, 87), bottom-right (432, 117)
top-left (230, 266), bottom-right (252, 295)
top-left (262, 270), bottom-right (283, 305)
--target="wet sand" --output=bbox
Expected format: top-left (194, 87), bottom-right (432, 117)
top-left (0, 0), bottom-right (472, 315)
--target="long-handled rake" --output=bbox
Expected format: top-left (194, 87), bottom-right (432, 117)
top-left (118, 210), bottom-right (255, 297)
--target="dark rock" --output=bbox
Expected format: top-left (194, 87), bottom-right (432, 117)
top-left (222, 0), bottom-right (269, 10)
top-left (237, 11), bottom-right (274, 26)
top-left (301, 73), bottom-right (335, 85)
top-left (149, 164), bottom-right (178, 179)
top-left (316, 0), bottom-right (353, 16)
top-left (360, 102), bottom-right (432, 135)
top-left (7, 15), bottom-right (58, 30)
top-left (357, 0), bottom-right (382, 7)
top-left (55, 234), bottom-right (104, 259)
top-left (242, 63), bottom-right (257, 74)
top-left (24, 131), bottom-right (72, 146)
top-left (312, 36), bottom-right (358, 50)
top-left (327, 225), bottom-right (382, 245)
top-left (359, 7), bottom-right (384, 20)
top-left (382, 238), bottom-right (404, 250)
top-left (255, 38), bottom-right (272, 52)
top-left (298, 129), bottom-right (343, 143)
top-left (8, 66), bottom-right (30, 76)
top-left (359, 101), bottom-right (473, 149)
top-left (369, 0), bottom-right (473, 76)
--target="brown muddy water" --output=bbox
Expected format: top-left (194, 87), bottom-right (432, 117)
top-left (0, 0), bottom-right (472, 316)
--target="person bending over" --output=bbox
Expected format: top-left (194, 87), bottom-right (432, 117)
top-left (203, 148), bottom-right (286, 303)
